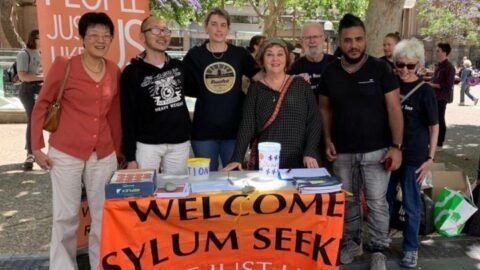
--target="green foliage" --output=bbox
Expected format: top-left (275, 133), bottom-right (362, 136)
top-left (417, 0), bottom-right (480, 44)
top-left (150, 0), bottom-right (369, 29)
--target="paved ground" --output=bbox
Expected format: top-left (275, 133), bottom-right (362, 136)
top-left (0, 85), bottom-right (479, 269)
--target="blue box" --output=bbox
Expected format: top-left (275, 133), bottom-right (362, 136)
top-left (105, 169), bottom-right (156, 199)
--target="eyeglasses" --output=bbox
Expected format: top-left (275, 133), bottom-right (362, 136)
top-left (142, 27), bottom-right (172, 36)
top-left (395, 62), bottom-right (417, 70)
top-left (86, 34), bottom-right (113, 41)
top-left (302, 35), bottom-right (323, 41)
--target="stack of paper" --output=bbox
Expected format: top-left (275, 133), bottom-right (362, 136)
top-left (277, 168), bottom-right (330, 180)
top-left (190, 180), bottom-right (244, 193)
top-left (154, 183), bottom-right (191, 198)
top-left (295, 175), bottom-right (342, 194)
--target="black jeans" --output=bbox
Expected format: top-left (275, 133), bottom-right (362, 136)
top-left (18, 82), bottom-right (41, 154)
top-left (437, 100), bottom-right (447, 147)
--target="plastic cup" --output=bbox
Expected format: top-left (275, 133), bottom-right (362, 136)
top-left (258, 142), bottom-right (281, 178)
top-left (187, 158), bottom-right (210, 181)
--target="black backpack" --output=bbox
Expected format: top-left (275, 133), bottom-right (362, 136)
top-left (390, 191), bottom-right (435, 235)
top-left (4, 49), bottom-right (30, 83)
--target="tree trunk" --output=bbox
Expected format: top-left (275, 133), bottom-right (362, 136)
top-left (0, 0), bottom-right (23, 48)
top-left (365, 0), bottom-right (405, 57)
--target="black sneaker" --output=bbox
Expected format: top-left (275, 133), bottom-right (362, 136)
top-left (24, 154), bottom-right (35, 171)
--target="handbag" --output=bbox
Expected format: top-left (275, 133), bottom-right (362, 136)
top-left (246, 75), bottom-right (295, 170)
top-left (43, 60), bottom-right (72, 132)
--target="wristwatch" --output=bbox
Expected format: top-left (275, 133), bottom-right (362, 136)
top-left (390, 143), bottom-right (402, 150)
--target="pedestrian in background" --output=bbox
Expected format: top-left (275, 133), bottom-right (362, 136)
top-left (16, 29), bottom-right (43, 170)
top-left (429, 42), bottom-right (455, 148)
top-left (380, 32), bottom-right (401, 70)
top-left (30, 12), bottom-right (121, 270)
top-left (459, 59), bottom-right (478, 106)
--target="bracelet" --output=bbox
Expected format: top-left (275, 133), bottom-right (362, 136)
top-left (428, 156), bottom-right (434, 161)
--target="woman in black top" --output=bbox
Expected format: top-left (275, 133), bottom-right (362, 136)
top-left (223, 38), bottom-right (321, 171)
top-left (386, 38), bottom-right (439, 268)
top-left (183, 8), bottom-right (258, 171)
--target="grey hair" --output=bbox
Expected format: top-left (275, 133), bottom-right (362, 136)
top-left (463, 59), bottom-right (472, 67)
top-left (393, 38), bottom-right (425, 67)
top-left (301, 22), bottom-right (324, 37)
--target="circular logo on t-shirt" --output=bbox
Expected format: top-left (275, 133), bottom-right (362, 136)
top-left (203, 62), bottom-right (236, 94)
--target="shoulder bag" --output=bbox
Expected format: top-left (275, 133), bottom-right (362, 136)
top-left (43, 60), bottom-right (72, 132)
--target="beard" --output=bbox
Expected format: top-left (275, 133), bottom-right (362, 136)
top-left (305, 47), bottom-right (322, 59)
top-left (342, 48), bottom-right (366, 64)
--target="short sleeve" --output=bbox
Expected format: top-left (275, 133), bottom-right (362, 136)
top-left (422, 84), bottom-right (439, 126)
top-left (379, 60), bottom-right (399, 94)
top-left (318, 70), bottom-right (330, 97)
top-left (241, 48), bottom-right (259, 78)
top-left (16, 51), bottom-right (30, 72)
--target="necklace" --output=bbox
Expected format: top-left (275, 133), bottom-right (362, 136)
top-left (207, 43), bottom-right (227, 60)
top-left (341, 54), bottom-right (368, 74)
top-left (82, 54), bottom-right (104, 74)
top-left (263, 74), bottom-right (288, 102)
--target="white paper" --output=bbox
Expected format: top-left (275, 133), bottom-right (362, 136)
top-left (278, 168), bottom-right (330, 180)
top-left (190, 180), bottom-right (244, 193)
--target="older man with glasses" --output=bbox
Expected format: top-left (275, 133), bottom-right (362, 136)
top-left (120, 15), bottom-right (191, 175)
top-left (288, 22), bottom-right (335, 101)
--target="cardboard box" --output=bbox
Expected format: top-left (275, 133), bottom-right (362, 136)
top-left (105, 169), bottom-right (156, 199)
top-left (424, 170), bottom-right (467, 201)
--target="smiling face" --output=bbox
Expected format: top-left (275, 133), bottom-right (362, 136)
top-left (81, 24), bottom-right (113, 58)
top-left (262, 44), bottom-right (288, 75)
top-left (205, 14), bottom-right (229, 43)
top-left (396, 56), bottom-right (419, 83)
top-left (141, 17), bottom-right (171, 53)
top-left (339, 26), bottom-right (366, 64)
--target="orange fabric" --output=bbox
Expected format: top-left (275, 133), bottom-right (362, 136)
top-left (100, 190), bottom-right (345, 270)
top-left (36, 1), bottom-right (150, 72)
top-left (31, 55), bottom-right (122, 160)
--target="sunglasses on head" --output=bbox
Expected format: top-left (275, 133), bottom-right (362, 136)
top-left (395, 62), bottom-right (417, 70)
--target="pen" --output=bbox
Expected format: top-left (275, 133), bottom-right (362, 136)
top-left (286, 168), bottom-right (292, 173)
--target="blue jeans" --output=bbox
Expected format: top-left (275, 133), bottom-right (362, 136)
top-left (333, 148), bottom-right (391, 247)
top-left (191, 140), bottom-right (236, 171)
top-left (387, 165), bottom-right (421, 252)
top-left (460, 82), bottom-right (477, 103)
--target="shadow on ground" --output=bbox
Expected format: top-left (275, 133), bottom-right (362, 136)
top-left (436, 124), bottom-right (480, 179)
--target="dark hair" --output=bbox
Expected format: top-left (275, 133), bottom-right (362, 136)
top-left (338, 13), bottom-right (365, 35)
top-left (437, 42), bottom-right (452, 56)
top-left (247, 35), bottom-right (265, 53)
top-left (78, 12), bottom-right (114, 39)
top-left (385, 32), bottom-right (401, 43)
top-left (204, 8), bottom-right (231, 28)
top-left (256, 38), bottom-right (292, 72)
top-left (26, 29), bottom-right (39, 50)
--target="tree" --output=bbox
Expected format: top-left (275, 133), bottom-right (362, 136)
top-left (0, 0), bottom-right (23, 48)
top-left (364, 0), bottom-right (405, 57)
top-left (417, 0), bottom-right (480, 44)
top-left (150, 0), bottom-right (369, 37)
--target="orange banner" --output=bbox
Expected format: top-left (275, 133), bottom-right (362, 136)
top-left (100, 191), bottom-right (345, 270)
top-left (36, 0), bottom-right (149, 72)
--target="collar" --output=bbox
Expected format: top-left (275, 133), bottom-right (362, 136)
top-left (136, 50), bottom-right (170, 65)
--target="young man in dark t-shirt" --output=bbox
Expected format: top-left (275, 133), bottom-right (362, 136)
top-left (319, 14), bottom-right (404, 266)
top-left (288, 22), bottom-right (335, 99)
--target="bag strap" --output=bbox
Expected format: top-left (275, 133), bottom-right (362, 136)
top-left (260, 75), bottom-right (295, 131)
top-left (400, 81), bottom-right (425, 104)
top-left (53, 59), bottom-right (72, 105)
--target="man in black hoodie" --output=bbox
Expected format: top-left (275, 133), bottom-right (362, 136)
top-left (120, 15), bottom-right (191, 174)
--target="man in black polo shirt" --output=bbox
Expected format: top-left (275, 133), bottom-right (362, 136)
top-left (319, 14), bottom-right (404, 267)
top-left (289, 22), bottom-right (335, 99)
